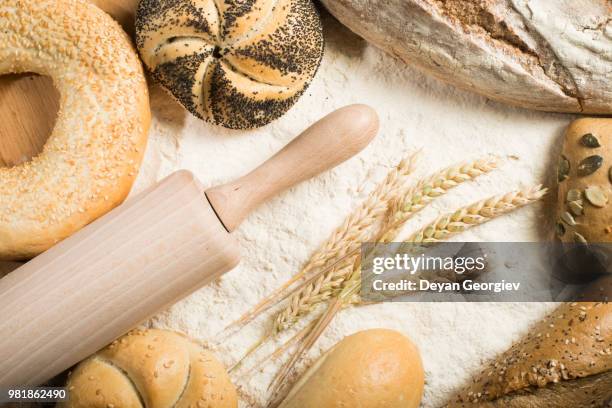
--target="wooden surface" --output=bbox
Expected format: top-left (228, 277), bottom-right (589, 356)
top-left (0, 75), bottom-right (59, 167)
top-left (0, 0), bottom-right (138, 168)
top-left (89, 0), bottom-right (139, 35)
top-left (206, 104), bottom-right (380, 231)
top-left (0, 171), bottom-right (240, 386)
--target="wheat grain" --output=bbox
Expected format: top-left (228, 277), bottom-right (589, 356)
top-left (380, 156), bottom-right (499, 243)
top-left (272, 157), bottom-right (498, 332)
top-left (267, 186), bottom-right (548, 405)
top-left (269, 185), bottom-right (548, 395)
top-left (218, 154), bottom-right (418, 339)
top-left (337, 185), bottom-right (547, 305)
top-left (298, 153), bottom-right (419, 276)
top-left (407, 185), bottom-right (547, 243)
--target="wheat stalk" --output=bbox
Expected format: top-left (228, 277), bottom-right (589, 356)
top-left (353, 185), bottom-right (547, 303)
top-left (300, 153), bottom-right (419, 270)
top-left (407, 185), bottom-right (547, 243)
top-left (218, 154), bottom-right (418, 340)
top-left (267, 186), bottom-right (547, 405)
top-left (267, 297), bottom-right (344, 408)
top-left (380, 156), bottom-right (499, 243)
top-left (272, 157), bottom-right (499, 332)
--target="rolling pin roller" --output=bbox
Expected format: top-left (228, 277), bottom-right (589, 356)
top-left (0, 105), bottom-right (379, 386)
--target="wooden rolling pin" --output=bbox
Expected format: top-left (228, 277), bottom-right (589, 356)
top-left (0, 105), bottom-right (379, 387)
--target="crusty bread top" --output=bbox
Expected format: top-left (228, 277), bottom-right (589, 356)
top-left (320, 0), bottom-right (612, 114)
top-left (448, 302), bottom-right (612, 406)
top-left (280, 329), bottom-right (424, 408)
top-left (60, 328), bottom-right (237, 408)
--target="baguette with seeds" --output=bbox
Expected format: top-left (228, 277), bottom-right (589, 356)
top-left (445, 301), bottom-right (612, 407)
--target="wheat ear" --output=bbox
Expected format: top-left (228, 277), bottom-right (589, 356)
top-left (408, 185), bottom-right (547, 243)
top-left (218, 154), bottom-right (418, 339)
top-left (346, 185), bottom-right (548, 301)
top-left (272, 157), bottom-right (498, 332)
top-left (300, 153), bottom-right (419, 270)
top-left (380, 156), bottom-right (499, 242)
top-left (267, 186), bottom-right (548, 405)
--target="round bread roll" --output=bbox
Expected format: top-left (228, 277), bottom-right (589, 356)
top-left (135, 0), bottom-right (324, 129)
top-left (279, 329), bottom-right (424, 408)
top-left (0, 0), bottom-right (150, 260)
top-left (59, 328), bottom-right (237, 408)
top-left (556, 118), bottom-right (611, 244)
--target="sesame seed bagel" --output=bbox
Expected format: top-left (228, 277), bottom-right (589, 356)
top-left (0, 0), bottom-right (150, 260)
top-left (59, 328), bottom-right (238, 408)
top-left (136, 0), bottom-right (324, 129)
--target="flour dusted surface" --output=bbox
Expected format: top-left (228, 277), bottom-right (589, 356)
top-left (14, 12), bottom-right (569, 407)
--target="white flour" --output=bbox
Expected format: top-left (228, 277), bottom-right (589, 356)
top-left (3, 11), bottom-right (572, 408)
top-left (132, 13), bottom-right (569, 407)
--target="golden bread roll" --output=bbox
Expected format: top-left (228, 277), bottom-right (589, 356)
top-left (59, 328), bottom-right (237, 408)
top-left (135, 0), bottom-right (324, 129)
top-left (0, 0), bottom-right (150, 260)
top-left (279, 329), bottom-right (424, 408)
top-left (446, 302), bottom-right (612, 407)
top-left (556, 118), bottom-right (611, 244)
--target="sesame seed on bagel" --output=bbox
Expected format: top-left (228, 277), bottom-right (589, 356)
top-left (0, 0), bottom-right (150, 260)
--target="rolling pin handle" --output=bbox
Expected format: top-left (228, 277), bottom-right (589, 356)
top-left (205, 104), bottom-right (379, 232)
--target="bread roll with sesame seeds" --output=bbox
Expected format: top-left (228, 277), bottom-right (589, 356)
top-left (445, 302), bottom-right (612, 407)
top-left (59, 328), bottom-right (238, 408)
top-left (0, 0), bottom-right (150, 260)
top-left (135, 0), bottom-right (324, 130)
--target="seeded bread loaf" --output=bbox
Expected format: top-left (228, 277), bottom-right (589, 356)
top-left (445, 302), bottom-right (612, 407)
top-left (135, 0), bottom-right (324, 129)
top-left (320, 0), bottom-right (612, 114)
top-left (59, 328), bottom-right (237, 408)
top-left (556, 118), bottom-right (612, 244)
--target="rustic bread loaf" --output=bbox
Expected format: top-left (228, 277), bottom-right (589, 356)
top-left (556, 118), bottom-right (611, 244)
top-left (445, 302), bottom-right (612, 407)
top-left (320, 0), bottom-right (612, 114)
top-left (59, 328), bottom-right (237, 408)
top-left (279, 329), bottom-right (424, 408)
top-left (136, 0), bottom-right (324, 129)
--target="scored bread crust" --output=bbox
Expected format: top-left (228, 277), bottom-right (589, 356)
top-left (446, 302), bottom-right (612, 407)
top-left (135, 0), bottom-right (324, 129)
top-left (0, 0), bottom-right (150, 260)
top-left (319, 0), bottom-right (612, 114)
top-left (59, 328), bottom-right (238, 408)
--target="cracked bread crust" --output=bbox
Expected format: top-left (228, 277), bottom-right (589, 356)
top-left (136, 0), bottom-right (324, 129)
top-left (320, 0), bottom-right (612, 114)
